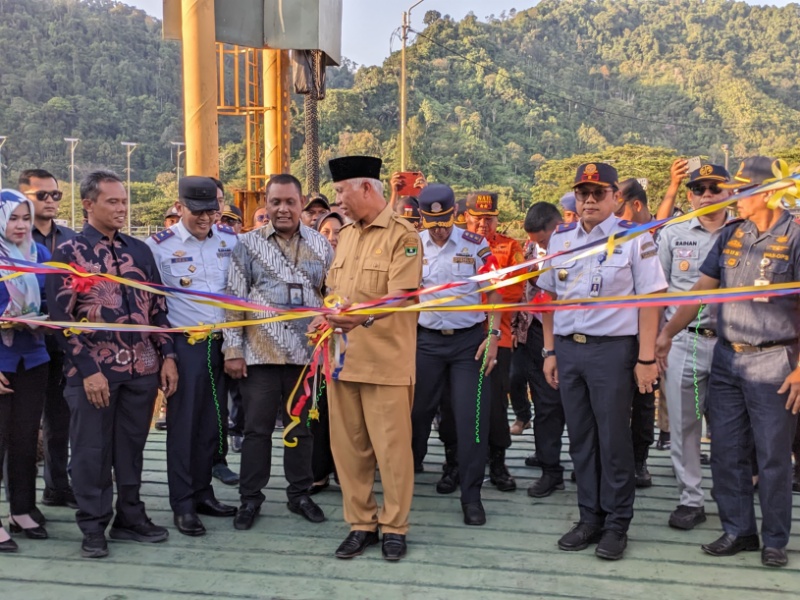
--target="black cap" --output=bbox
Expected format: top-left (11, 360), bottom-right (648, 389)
top-left (397, 196), bottom-right (420, 221)
top-left (688, 164), bottom-right (730, 185)
top-left (328, 156), bottom-right (382, 183)
top-left (572, 163), bottom-right (618, 188)
top-left (419, 184), bottom-right (456, 228)
top-left (221, 204), bottom-right (243, 222)
top-left (178, 176), bottom-right (220, 212)
top-left (465, 191), bottom-right (499, 216)
top-left (720, 156), bottom-right (775, 190)
top-left (304, 194), bottom-right (330, 211)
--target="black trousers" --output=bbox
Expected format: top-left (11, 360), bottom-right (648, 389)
top-left (64, 374), bottom-right (159, 535)
top-left (42, 346), bottom-right (71, 492)
top-left (310, 386), bottom-right (335, 482)
top-left (631, 389), bottom-right (655, 464)
top-left (508, 345), bottom-right (533, 423)
top-left (167, 337), bottom-right (226, 514)
top-left (239, 364), bottom-right (312, 505)
top-left (555, 336), bottom-right (637, 533)
top-left (0, 362), bottom-right (48, 514)
top-left (488, 347), bottom-right (513, 451)
top-left (517, 320), bottom-right (565, 476)
top-left (411, 326), bottom-right (490, 503)
top-left (227, 375), bottom-right (245, 436)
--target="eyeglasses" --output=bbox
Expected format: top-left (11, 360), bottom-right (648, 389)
top-left (220, 216), bottom-right (240, 226)
top-left (255, 214), bottom-right (268, 222)
top-left (574, 187), bottom-right (611, 202)
top-left (25, 190), bottom-right (63, 202)
top-left (688, 184), bottom-right (722, 196)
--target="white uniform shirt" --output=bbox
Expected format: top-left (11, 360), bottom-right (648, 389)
top-left (145, 221), bottom-right (238, 329)
top-left (418, 227), bottom-right (493, 330)
top-left (538, 214), bottom-right (667, 337)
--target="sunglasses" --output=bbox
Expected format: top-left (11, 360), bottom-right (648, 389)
top-left (25, 190), bottom-right (63, 202)
top-left (575, 187), bottom-right (612, 202)
top-left (189, 208), bottom-right (218, 217)
top-left (256, 214), bottom-right (268, 222)
top-left (688, 184), bottom-right (722, 196)
top-left (220, 216), bottom-right (240, 226)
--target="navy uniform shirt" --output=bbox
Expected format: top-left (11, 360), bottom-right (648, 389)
top-left (33, 221), bottom-right (76, 256)
top-left (145, 221), bottom-right (238, 329)
top-left (538, 215), bottom-right (667, 336)
top-left (700, 211), bottom-right (800, 346)
top-left (418, 227), bottom-right (493, 330)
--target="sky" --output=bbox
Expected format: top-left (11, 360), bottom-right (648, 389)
top-left (130, 0), bottom-right (796, 67)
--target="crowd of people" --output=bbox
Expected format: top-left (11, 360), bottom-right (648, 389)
top-left (0, 154), bottom-right (798, 569)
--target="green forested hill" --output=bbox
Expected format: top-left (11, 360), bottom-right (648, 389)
top-left (2, 0), bottom-right (800, 225)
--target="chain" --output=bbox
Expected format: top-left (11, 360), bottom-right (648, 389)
top-left (475, 315), bottom-right (494, 443)
top-left (208, 337), bottom-right (224, 456)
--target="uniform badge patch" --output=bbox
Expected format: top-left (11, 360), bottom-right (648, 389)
top-left (679, 260), bottom-right (690, 271)
top-left (405, 245), bottom-right (418, 257)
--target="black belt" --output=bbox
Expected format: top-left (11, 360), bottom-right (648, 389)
top-left (721, 338), bottom-right (798, 354)
top-left (687, 327), bottom-right (716, 339)
top-left (418, 322), bottom-right (482, 336)
top-left (557, 333), bottom-right (637, 345)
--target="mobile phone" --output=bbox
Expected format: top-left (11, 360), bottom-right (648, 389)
top-left (396, 172), bottom-right (423, 197)
top-left (686, 156), bottom-right (702, 173)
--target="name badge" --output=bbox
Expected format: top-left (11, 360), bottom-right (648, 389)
top-left (288, 283), bottom-right (304, 307)
top-left (753, 258), bottom-right (770, 303)
top-left (589, 274), bottom-right (602, 297)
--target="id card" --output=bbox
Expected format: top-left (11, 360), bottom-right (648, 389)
top-left (589, 274), bottom-right (603, 298)
top-left (288, 283), bottom-right (304, 306)
top-left (753, 277), bottom-right (770, 303)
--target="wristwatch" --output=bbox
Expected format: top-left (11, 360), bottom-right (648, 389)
top-left (362, 315), bottom-right (376, 329)
top-left (541, 348), bottom-right (556, 358)
top-left (490, 329), bottom-right (502, 339)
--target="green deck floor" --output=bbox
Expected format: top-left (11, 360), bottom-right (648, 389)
top-left (2, 424), bottom-right (798, 599)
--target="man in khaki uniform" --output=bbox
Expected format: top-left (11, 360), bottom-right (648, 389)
top-left (317, 156), bottom-right (423, 562)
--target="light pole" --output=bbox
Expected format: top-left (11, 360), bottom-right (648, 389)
top-left (400, 0), bottom-right (426, 171)
top-left (122, 142), bottom-right (138, 234)
top-left (721, 144), bottom-right (730, 171)
top-left (65, 138), bottom-right (80, 228)
top-left (171, 141), bottom-right (186, 181)
top-left (0, 136), bottom-right (7, 190)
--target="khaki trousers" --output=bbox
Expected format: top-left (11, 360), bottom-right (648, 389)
top-left (328, 380), bottom-right (414, 535)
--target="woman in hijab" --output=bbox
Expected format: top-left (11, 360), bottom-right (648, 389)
top-left (0, 189), bottom-right (52, 552)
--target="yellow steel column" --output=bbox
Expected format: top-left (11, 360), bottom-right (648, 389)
top-left (181, 0), bottom-right (219, 177)
top-left (263, 49), bottom-right (291, 178)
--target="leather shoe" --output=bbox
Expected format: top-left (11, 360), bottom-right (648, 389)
top-left (174, 513), bottom-right (206, 537)
top-left (668, 505), bottom-right (706, 530)
top-left (635, 461), bottom-right (652, 488)
top-left (233, 503), bottom-right (260, 530)
top-left (701, 533), bottom-right (760, 556)
top-left (382, 533), bottom-right (407, 561)
top-left (335, 530), bottom-right (379, 559)
top-left (524, 453), bottom-right (541, 468)
top-left (109, 519), bottom-right (168, 543)
top-left (595, 530), bottom-right (627, 560)
top-left (211, 463), bottom-right (239, 486)
top-left (558, 522), bottom-right (603, 551)
top-left (436, 465), bottom-right (459, 494)
top-left (762, 546), bottom-right (788, 567)
top-left (287, 495), bottom-right (325, 523)
top-left (0, 537), bottom-right (19, 553)
top-left (42, 487), bottom-right (79, 509)
top-left (462, 501), bottom-right (486, 526)
top-left (196, 498), bottom-right (237, 518)
top-left (81, 532), bottom-right (109, 559)
top-left (527, 473), bottom-right (565, 498)
top-left (9, 516), bottom-right (48, 539)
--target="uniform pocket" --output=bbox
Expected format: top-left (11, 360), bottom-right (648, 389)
top-left (364, 258), bottom-right (390, 294)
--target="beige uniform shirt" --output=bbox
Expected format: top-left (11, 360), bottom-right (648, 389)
top-left (326, 204), bottom-right (422, 385)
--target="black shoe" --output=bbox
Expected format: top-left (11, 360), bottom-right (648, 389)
top-left (174, 513), bottom-right (206, 537)
top-left (414, 463), bottom-right (424, 474)
top-left (762, 546), bottom-right (789, 567)
top-left (635, 462), bottom-right (652, 488)
top-left (154, 418), bottom-right (167, 431)
top-left (309, 476), bottom-right (330, 496)
top-left (701, 533), bottom-right (760, 557)
top-left (792, 465), bottom-right (800, 493)
top-left (462, 501), bottom-right (486, 526)
top-left (595, 530), bottom-right (628, 561)
top-left (335, 530), bottom-right (379, 559)
top-left (436, 464), bottom-right (459, 495)
top-left (656, 431), bottom-right (671, 451)
top-left (570, 470), bottom-right (577, 483)
top-left (382, 533), bottom-right (407, 561)
top-left (29, 506), bottom-right (46, 526)
top-left (701, 453), bottom-right (711, 466)
top-left (233, 503), bottom-right (260, 530)
top-left (81, 532), bottom-right (109, 559)
top-left (668, 505), bottom-right (707, 530)
top-left (230, 435), bottom-right (243, 453)
top-left (9, 517), bottom-right (48, 539)
top-left (524, 453), bottom-right (542, 468)
top-left (527, 473), bottom-right (565, 498)
top-left (211, 464), bottom-right (239, 486)
top-left (109, 519), bottom-right (168, 543)
top-left (489, 449), bottom-right (516, 492)
top-left (0, 536), bottom-right (18, 553)
top-left (558, 522), bottom-right (603, 551)
top-left (287, 495), bottom-right (325, 523)
top-left (42, 487), bottom-right (79, 509)
top-left (196, 498), bottom-right (237, 518)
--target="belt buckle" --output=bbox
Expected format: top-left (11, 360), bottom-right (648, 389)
top-left (441, 329), bottom-right (454, 336)
top-left (572, 334), bottom-right (587, 344)
top-left (115, 348), bottom-right (133, 365)
top-left (702, 329), bottom-right (716, 339)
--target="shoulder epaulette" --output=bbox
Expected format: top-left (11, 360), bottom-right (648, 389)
top-left (216, 223), bottom-right (236, 235)
top-left (724, 218), bottom-right (745, 228)
top-left (617, 220), bottom-right (636, 229)
top-left (151, 228), bottom-right (176, 244)
top-left (554, 222), bottom-right (577, 234)
top-left (462, 230), bottom-right (484, 244)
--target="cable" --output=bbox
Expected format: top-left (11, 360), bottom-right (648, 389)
top-left (208, 337), bottom-right (224, 456)
top-left (475, 315), bottom-right (493, 444)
